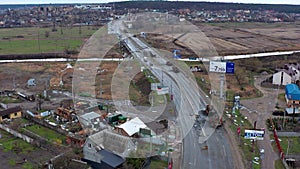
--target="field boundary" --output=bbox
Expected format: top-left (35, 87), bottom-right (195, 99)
top-left (0, 124), bottom-right (33, 143)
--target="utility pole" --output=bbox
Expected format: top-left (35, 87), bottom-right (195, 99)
top-left (162, 71), bottom-right (164, 86)
top-left (292, 101), bottom-right (296, 122)
top-left (220, 74), bottom-right (224, 99)
top-left (99, 79), bottom-right (104, 99)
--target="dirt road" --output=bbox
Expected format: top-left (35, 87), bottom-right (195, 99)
top-left (240, 75), bottom-right (285, 169)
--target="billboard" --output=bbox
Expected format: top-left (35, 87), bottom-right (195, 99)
top-left (244, 129), bottom-right (264, 140)
top-left (151, 83), bottom-right (161, 90)
top-left (209, 61), bottom-right (235, 74)
top-left (209, 61), bottom-right (226, 73)
top-left (157, 86), bottom-right (169, 95)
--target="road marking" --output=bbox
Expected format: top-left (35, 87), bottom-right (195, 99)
top-left (223, 145), bottom-right (226, 157)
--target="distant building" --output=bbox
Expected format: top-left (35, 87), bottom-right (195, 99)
top-left (0, 106), bottom-right (22, 122)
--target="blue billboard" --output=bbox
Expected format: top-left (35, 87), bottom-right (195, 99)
top-left (226, 62), bottom-right (235, 74)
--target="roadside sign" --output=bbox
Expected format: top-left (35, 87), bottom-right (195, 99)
top-left (209, 61), bottom-right (226, 73)
top-left (226, 62), bottom-right (235, 74)
top-left (151, 83), bottom-right (161, 90)
top-left (209, 61), bottom-right (235, 74)
top-left (244, 129), bottom-right (264, 140)
top-left (157, 86), bottom-right (169, 95)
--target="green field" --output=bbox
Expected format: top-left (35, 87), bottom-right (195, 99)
top-left (0, 129), bottom-right (36, 154)
top-left (0, 26), bottom-right (98, 54)
top-left (149, 159), bottom-right (168, 169)
top-left (275, 159), bottom-right (285, 169)
top-left (24, 124), bottom-right (66, 144)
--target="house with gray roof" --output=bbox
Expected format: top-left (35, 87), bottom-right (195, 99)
top-left (83, 129), bottom-right (135, 168)
top-left (79, 111), bottom-right (101, 129)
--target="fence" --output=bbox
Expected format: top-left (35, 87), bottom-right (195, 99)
top-left (272, 119), bottom-right (290, 169)
top-left (0, 124), bottom-right (34, 143)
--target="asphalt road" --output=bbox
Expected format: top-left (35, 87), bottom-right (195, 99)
top-left (111, 18), bottom-right (235, 169)
top-left (183, 128), bottom-right (234, 169)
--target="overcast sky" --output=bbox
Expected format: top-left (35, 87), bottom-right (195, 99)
top-left (0, 0), bottom-right (299, 5)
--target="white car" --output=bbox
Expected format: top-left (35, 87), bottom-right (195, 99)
top-left (260, 149), bottom-right (265, 154)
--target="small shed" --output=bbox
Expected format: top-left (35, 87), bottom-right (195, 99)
top-left (115, 117), bottom-right (147, 137)
top-left (79, 112), bottom-right (101, 128)
top-left (27, 78), bottom-right (36, 86)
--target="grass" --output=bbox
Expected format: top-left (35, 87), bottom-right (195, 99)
top-left (143, 69), bottom-right (159, 83)
top-left (8, 159), bottom-right (16, 166)
top-left (150, 92), bottom-right (166, 106)
top-left (278, 93), bottom-right (286, 103)
top-left (275, 159), bottom-right (285, 169)
top-left (228, 108), bottom-right (261, 169)
top-left (0, 26), bottom-right (97, 55)
top-left (0, 39), bottom-right (81, 54)
top-left (149, 159), bottom-right (168, 169)
top-left (278, 137), bottom-right (300, 155)
top-left (22, 161), bottom-right (35, 169)
top-left (0, 129), bottom-right (36, 154)
top-left (0, 96), bottom-right (22, 104)
top-left (24, 124), bottom-right (66, 144)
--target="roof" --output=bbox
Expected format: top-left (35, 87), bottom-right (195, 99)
top-left (117, 117), bottom-right (147, 136)
top-left (285, 84), bottom-right (300, 101)
top-left (88, 129), bottom-right (135, 157)
top-left (80, 111), bottom-right (100, 121)
top-left (0, 106), bottom-right (22, 116)
top-left (98, 149), bottom-right (125, 168)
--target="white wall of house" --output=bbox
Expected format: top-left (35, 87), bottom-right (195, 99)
top-left (272, 71), bottom-right (292, 85)
top-left (83, 139), bottom-right (102, 163)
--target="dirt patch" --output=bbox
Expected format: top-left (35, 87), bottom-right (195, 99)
top-left (194, 23), bottom-right (300, 55)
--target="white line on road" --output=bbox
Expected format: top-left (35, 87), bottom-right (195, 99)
top-left (223, 145), bottom-right (226, 157)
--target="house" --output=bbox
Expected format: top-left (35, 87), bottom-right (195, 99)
top-left (285, 84), bottom-right (300, 107)
top-left (83, 129), bottom-right (134, 168)
top-left (79, 111), bottom-right (101, 128)
top-left (273, 63), bottom-right (300, 85)
top-left (83, 149), bottom-right (125, 169)
top-left (272, 70), bottom-right (292, 86)
top-left (56, 107), bottom-right (75, 121)
top-left (0, 106), bottom-right (22, 122)
top-left (115, 117), bottom-right (147, 137)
